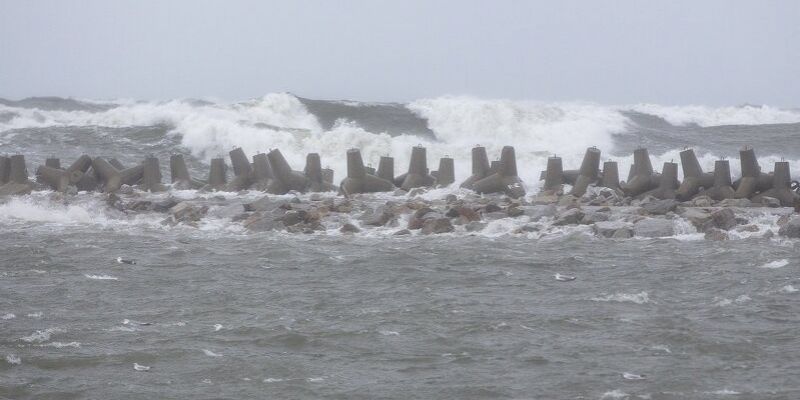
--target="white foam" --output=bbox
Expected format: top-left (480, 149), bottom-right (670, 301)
top-left (5, 354), bottom-right (21, 365)
top-left (84, 274), bottom-right (119, 280)
top-left (214, 324), bottom-right (223, 331)
top-left (1, 313), bottom-right (15, 320)
top-left (39, 341), bottom-right (81, 348)
top-left (592, 291), bottom-right (650, 304)
top-left (601, 390), bottom-right (630, 399)
top-left (627, 103), bottom-right (800, 127)
top-left (758, 259), bottom-right (789, 269)
top-left (781, 285), bottom-right (798, 293)
top-left (709, 389), bottom-right (741, 395)
top-left (378, 330), bottom-right (400, 336)
top-left (26, 312), bottom-right (43, 318)
top-left (202, 349), bottom-right (222, 357)
top-left (20, 327), bottom-right (65, 343)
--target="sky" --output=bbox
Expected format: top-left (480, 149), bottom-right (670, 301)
top-left (0, 0), bottom-right (798, 106)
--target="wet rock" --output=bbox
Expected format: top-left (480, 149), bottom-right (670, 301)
top-left (711, 208), bottom-right (737, 230)
top-left (393, 189), bottom-right (408, 196)
top-left (243, 196), bottom-right (278, 212)
top-left (340, 223), bottom-right (360, 233)
top-left (515, 224), bottom-right (539, 233)
top-left (762, 230), bottom-right (775, 239)
top-left (152, 198), bottom-right (179, 213)
top-left (465, 221), bottom-right (487, 232)
top-left (633, 218), bottom-right (675, 238)
top-left (0, 182), bottom-right (33, 196)
top-left (506, 206), bottom-right (524, 218)
top-left (446, 206), bottom-right (480, 222)
top-left (364, 206), bottom-right (395, 226)
top-left (483, 211), bottom-right (507, 220)
top-left (242, 212), bottom-right (279, 231)
top-left (557, 195), bottom-right (579, 208)
top-left (704, 228), bottom-right (729, 241)
top-left (640, 199), bottom-right (679, 215)
top-left (580, 211), bottom-right (609, 225)
top-left (531, 194), bottom-right (558, 205)
top-left (760, 196), bottom-right (781, 208)
top-left (611, 227), bottom-right (633, 239)
top-left (690, 195), bottom-right (714, 207)
top-left (778, 217), bottom-right (800, 238)
top-left (525, 205), bottom-right (557, 221)
top-left (777, 214), bottom-right (791, 227)
top-left (680, 208), bottom-right (712, 230)
top-left (421, 218), bottom-right (454, 234)
top-left (169, 202), bottom-right (207, 223)
top-left (393, 229), bottom-right (411, 236)
top-left (483, 203), bottom-right (502, 213)
top-left (717, 198), bottom-right (752, 208)
top-left (736, 224), bottom-right (760, 232)
top-left (407, 188), bottom-right (427, 197)
top-left (593, 220), bottom-right (631, 238)
top-left (445, 194), bottom-right (458, 204)
top-left (553, 208), bottom-right (584, 226)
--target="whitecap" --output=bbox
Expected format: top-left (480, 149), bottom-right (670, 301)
top-left (84, 274), bottom-right (118, 280)
top-left (591, 291), bottom-right (650, 304)
top-left (1, 313), bottom-right (15, 320)
top-left (263, 378), bottom-right (285, 383)
top-left (758, 259), bottom-right (789, 269)
top-left (5, 354), bottom-right (21, 365)
top-left (27, 312), bottom-right (43, 318)
top-left (378, 330), bottom-right (399, 336)
top-left (214, 324), bottom-right (223, 331)
top-left (202, 349), bottom-right (222, 357)
top-left (39, 341), bottom-right (81, 348)
top-left (601, 389), bottom-right (630, 399)
top-left (20, 327), bottom-right (64, 343)
top-left (781, 285), bottom-right (798, 293)
top-left (710, 389), bottom-right (740, 395)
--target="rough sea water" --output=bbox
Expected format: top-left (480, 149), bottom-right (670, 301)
top-left (2, 94), bottom-right (800, 399)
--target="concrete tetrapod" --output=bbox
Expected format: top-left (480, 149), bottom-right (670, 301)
top-left (266, 148), bottom-right (311, 194)
top-left (45, 158), bottom-right (61, 169)
top-left (36, 165), bottom-right (70, 192)
top-left (141, 156), bottom-right (167, 192)
top-left (398, 146), bottom-right (436, 191)
top-left (0, 156), bottom-right (10, 184)
top-left (643, 162), bottom-right (679, 199)
top-left (435, 157), bottom-right (455, 187)
top-left (676, 149), bottom-right (714, 201)
top-left (600, 161), bottom-right (620, 190)
top-left (170, 154), bottom-right (205, 189)
top-left (569, 147), bottom-right (601, 197)
top-left (703, 160), bottom-right (735, 200)
top-left (460, 146), bottom-right (491, 190)
top-left (322, 168), bottom-right (334, 185)
top-left (734, 148), bottom-right (773, 199)
top-left (91, 157), bottom-right (144, 192)
top-left (0, 155), bottom-right (33, 196)
top-left (472, 146), bottom-right (526, 198)
top-left (339, 148), bottom-right (395, 195)
top-left (207, 158), bottom-right (228, 190)
top-left (304, 153), bottom-right (336, 192)
top-left (540, 156), bottom-right (564, 192)
top-left (66, 155), bottom-right (93, 185)
top-left (227, 147), bottom-right (254, 191)
top-left (752, 161), bottom-right (799, 206)
top-left (622, 148), bottom-right (660, 197)
top-left (376, 156), bottom-right (394, 183)
top-left (108, 158), bottom-right (126, 170)
top-left (251, 153), bottom-right (275, 191)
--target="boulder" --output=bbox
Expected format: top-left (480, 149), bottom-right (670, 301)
top-left (704, 228), bottom-right (729, 241)
top-left (611, 227), bottom-right (633, 239)
top-left (760, 196), bottom-right (781, 208)
top-left (421, 218), bottom-right (454, 234)
top-left (524, 205), bottom-right (557, 221)
top-left (580, 211), bottom-right (609, 225)
top-left (553, 208), bottom-right (584, 226)
top-left (640, 199), bottom-right (679, 215)
top-left (717, 198), bottom-right (751, 208)
top-left (393, 229), bottom-right (411, 236)
top-left (710, 208), bottom-right (737, 230)
top-left (243, 212), bottom-right (280, 231)
top-left (465, 221), bottom-right (487, 232)
top-left (633, 218), bottom-right (675, 238)
top-left (680, 208), bottom-right (712, 230)
top-left (778, 217), bottom-right (800, 238)
top-left (593, 220), bottom-right (631, 238)
top-left (340, 223), bottom-right (360, 233)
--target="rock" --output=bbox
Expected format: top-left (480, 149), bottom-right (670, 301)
top-left (691, 195), bottom-right (714, 207)
top-left (281, 210), bottom-right (304, 226)
top-left (0, 182), bottom-right (33, 196)
top-left (340, 223), bottom-right (360, 233)
top-left (711, 208), bottom-right (737, 230)
top-left (593, 220), bottom-right (631, 238)
top-left (736, 224), bottom-right (760, 232)
top-left (448, 206), bottom-right (480, 222)
top-left (611, 227), bottom-right (633, 239)
top-left (421, 218), bottom-right (454, 234)
top-left (364, 207), bottom-right (395, 226)
top-left (169, 202), bottom-right (207, 224)
top-left (393, 229), bottom-right (411, 236)
top-left (717, 198), bottom-right (752, 208)
top-left (762, 230), bottom-right (775, 239)
top-left (445, 194), bottom-right (458, 204)
top-left (483, 211), bottom-right (507, 220)
top-left (465, 221), bottom-right (486, 232)
top-left (760, 196), bottom-right (781, 208)
top-left (580, 211), bottom-right (609, 225)
top-left (483, 203), bottom-right (502, 213)
top-left (393, 189), bottom-right (408, 196)
top-left (524, 205), bottom-right (557, 221)
top-left (151, 198), bottom-right (179, 212)
top-left (243, 196), bottom-right (278, 212)
top-left (640, 199), bottom-right (679, 215)
top-left (778, 217), bottom-right (800, 238)
top-left (242, 212), bottom-right (279, 231)
top-left (515, 224), bottom-right (539, 233)
top-left (557, 195), bottom-right (579, 208)
top-left (680, 208), bottom-right (712, 230)
top-left (531, 194), bottom-right (559, 205)
top-left (553, 208), bottom-right (584, 226)
top-left (506, 206), bottom-right (524, 218)
top-left (704, 228), bottom-right (729, 241)
top-left (408, 188), bottom-right (427, 197)
top-left (777, 214), bottom-right (791, 227)
top-left (633, 218), bottom-right (675, 238)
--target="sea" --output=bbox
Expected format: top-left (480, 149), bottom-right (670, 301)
top-left (1, 94), bottom-right (800, 399)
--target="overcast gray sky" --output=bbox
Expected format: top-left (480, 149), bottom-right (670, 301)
top-left (0, 0), bottom-right (797, 105)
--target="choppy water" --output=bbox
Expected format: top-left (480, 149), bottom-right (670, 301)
top-left (2, 94), bottom-right (800, 398)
